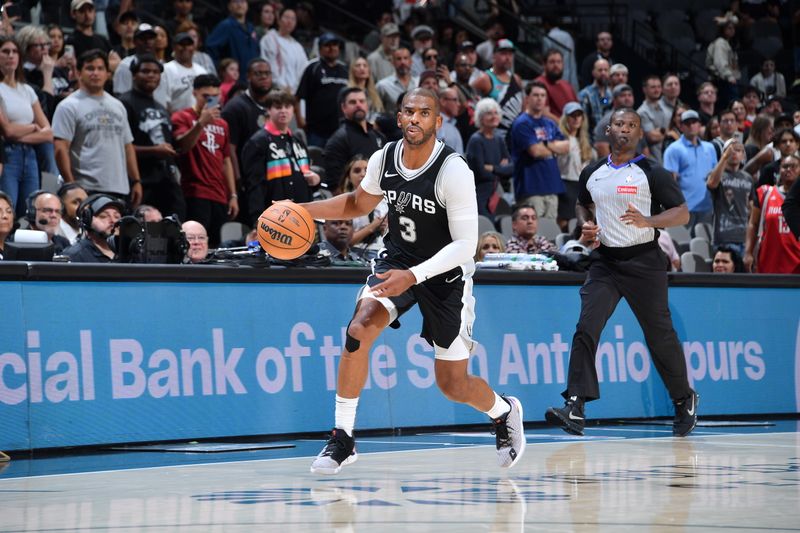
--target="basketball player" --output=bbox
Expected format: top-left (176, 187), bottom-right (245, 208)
top-left (300, 87), bottom-right (526, 475)
top-left (544, 108), bottom-right (699, 437)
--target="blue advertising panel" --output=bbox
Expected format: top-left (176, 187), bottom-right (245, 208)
top-left (0, 279), bottom-right (797, 451)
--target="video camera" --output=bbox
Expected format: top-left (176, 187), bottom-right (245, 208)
top-left (115, 215), bottom-right (188, 264)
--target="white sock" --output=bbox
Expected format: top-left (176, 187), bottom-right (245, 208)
top-left (484, 393), bottom-right (511, 419)
top-left (334, 395), bottom-right (359, 436)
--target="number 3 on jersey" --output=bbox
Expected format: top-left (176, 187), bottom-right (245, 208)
top-left (398, 216), bottom-right (417, 242)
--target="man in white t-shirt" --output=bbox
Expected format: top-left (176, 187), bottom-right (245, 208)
top-left (163, 32), bottom-right (208, 114)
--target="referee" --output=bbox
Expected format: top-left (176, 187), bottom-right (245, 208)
top-left (545, 108), bottom-right (699, 437)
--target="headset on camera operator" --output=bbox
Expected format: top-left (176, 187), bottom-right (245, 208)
top-left (61, 194), bottom-right (124, 263)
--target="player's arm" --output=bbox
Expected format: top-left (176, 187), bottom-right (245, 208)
top-left (408, 157), bottom-right (479, 282)
top-left (301, 149), bottom-right (383, 220)
top-left (302, 187), bottom-right (382, 220)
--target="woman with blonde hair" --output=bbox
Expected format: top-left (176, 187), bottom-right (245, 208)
top-left (557, 102), bottom-right (596, 228)
top-left (348, 56), bottom-right (384, 121)
top-left (475, 231), bottom-right (506, 262)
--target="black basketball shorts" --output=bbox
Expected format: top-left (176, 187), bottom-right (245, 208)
top-left (358, 256), bottom-right (476, 361)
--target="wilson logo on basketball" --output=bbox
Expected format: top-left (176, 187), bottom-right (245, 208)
top-left (259, 221), bottom-right (293, 245)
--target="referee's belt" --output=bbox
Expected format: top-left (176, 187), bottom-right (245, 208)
top-left (598, 239), bottom-right (658, 261)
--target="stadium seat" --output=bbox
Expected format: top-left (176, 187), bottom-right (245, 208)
top-left (694, 222), bottom-right (712, 242)
top-left (478, 215), bottom-right (495, 235)
top-left (689, 237), bottom-right (713, 260)
top-left (680, 251), bottom-right (711, 272)
top-left (220, 221), bottom-right (247, 244)
top-left (666, 225), bottom-right (691, 254)
top-left (537, 217), bottom-right (561, 243)
top-left (497, 214), bottom-right (513, 238)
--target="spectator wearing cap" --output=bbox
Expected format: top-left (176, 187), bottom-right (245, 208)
top-left (593, 84), bottom-right (642, 158)
top-left (663, 110), bottom-right (718, 227)
top-left (577, 58), bottom-right (612, 139)
top-left (509, 81), bottom-right (570, 220)
top-left (557, 101), bottom-right (596, 226)
top-left (542, 14), bottom-right (578, 92)
top-left (450, 42), bottom-right (481, 86)
top-left (706, 137), bottom-right (753, 251)
top-left (637, 74), bottom-right (671, 164)
top-left (409, 25), bottom-right (435, 78)
top-left (62, 194), bottom-right (124, 263)
top-left (471, 38), bottom-right (523, 138)
top-left (53, 49), bottom-right (142, 208)
top-left (321, 87), bottom-right (386, 190)
top-left (260, 8), bottom-right (308, 92)
top-left (579, 31), bottom-right (614, 88)
top-left (67, 0), bottom-right (120, 72)
top-left (295, 32), bottom-right (349, 148)
top-left (534, 48), bottom-right (578, 118)
top-left (750, 58), bottom-right (786, 100)
top-left (119, 53), bottom-right (186, 222)
top-left (608, 63), bottom-right (628, 90)
top-left (367, 21), bottom-right (400, 83)
top-left (113, 23), bottom-right (170, 108)
top-left (205, 0), bottom-right (259, 80)
top-left (376, 46), bottom-right (418, 115)
top-left (163, 32), bottom-right (208, 114)
top-left (362, 11), bottom-right (393, 53)
top-left (111, 10), bottom-right (138, 59)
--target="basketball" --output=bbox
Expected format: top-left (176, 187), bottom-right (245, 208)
top-left (257, 201), bottom-right (316, 260)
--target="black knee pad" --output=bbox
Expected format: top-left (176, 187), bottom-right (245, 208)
top-left (345, 320), bottom-right (361, 352)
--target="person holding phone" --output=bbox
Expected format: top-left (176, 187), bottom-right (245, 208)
top-left (172, 74), bottom-right (238, 247)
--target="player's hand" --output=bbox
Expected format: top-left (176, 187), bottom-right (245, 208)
top-left (620, 202), bottom-right (649, 227)
top-left (372, 269), bottom-right (415, 298)
top-left (199, 105), bottom-right (221, 126)
top-left (743, 252), bottom-right (754, 273)
top-left (154, 143), bottom-right (178, 158)
top-left (581, 220), bottom-right (600, 242)
top-left (303, 171), bottom-right (321, 187)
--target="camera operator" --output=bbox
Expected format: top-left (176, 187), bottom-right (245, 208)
top-left (62, 194), bottom-right (123, 262)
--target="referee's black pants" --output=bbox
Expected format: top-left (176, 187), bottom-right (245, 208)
top-left (563, 245), bottom-right (693, 403)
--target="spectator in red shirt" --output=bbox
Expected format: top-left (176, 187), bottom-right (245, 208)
top-left (534, 48), bottom-right (578, 120)
top-left (172, 74), bottom-right (239, 247)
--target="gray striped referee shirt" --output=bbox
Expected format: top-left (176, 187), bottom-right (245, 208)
top-left (578, 155), bottom-right (686, 248)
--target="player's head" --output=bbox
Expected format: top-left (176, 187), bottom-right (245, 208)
top-left (398, 88), bottom-right (441, 147)
top-left (606, 108), bottom-right (642, 151)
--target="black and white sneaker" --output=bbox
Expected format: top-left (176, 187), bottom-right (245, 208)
top-left (545, 396), bottom-right (585, 436)
top-left (491, 396), bottom-right (526, 468)
top-left (673, 390), bottom-right (699, 437)
top-left (310, 428), bottom-right (358, 474)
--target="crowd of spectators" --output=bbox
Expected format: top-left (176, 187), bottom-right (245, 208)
top-left (0, 0), bottom-right (797, 273)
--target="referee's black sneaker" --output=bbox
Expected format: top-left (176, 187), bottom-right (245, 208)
top-left (673, 390), bottom-right (699, 437)
top-left (545, 396), bottom-right (585, 436)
